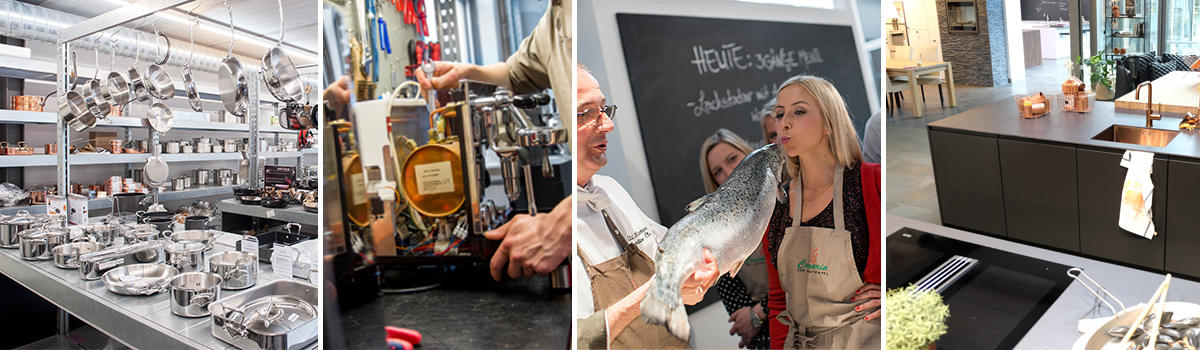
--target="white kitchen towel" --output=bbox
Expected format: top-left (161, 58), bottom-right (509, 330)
top-left (1120, 150), bottom-right (1156, 239)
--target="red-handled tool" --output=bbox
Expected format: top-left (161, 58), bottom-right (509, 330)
top-left (387, 338), bottom-right (413, 350)
top-left (386, 326), bottom-right (423, 347)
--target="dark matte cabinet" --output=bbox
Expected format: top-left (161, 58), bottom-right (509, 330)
top-left (1077, 148), bottom-right (1167, 269)
top-left (1166, 158), bottom-right (1200, 277)
top-left (998, 139), bottom-right (1080, 251)
top-left (929, 130), bottom-right (1007, 236)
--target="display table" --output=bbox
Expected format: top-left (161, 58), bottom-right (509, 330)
top-left (888, 216), bottom-right (1200, 349)
top-left (0, 230), bottom-right (315, 349)
top-left (217, 198), bottom-right (318, 234)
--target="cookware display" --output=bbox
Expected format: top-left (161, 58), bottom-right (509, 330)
top-left (10, 95), bottom-right (44, 112)
top-left (78, 240), bottom-right (165, 280)
top-left (208, 280), bottom-right (318, 350)
top-left (218, 2), bottom-right (249, 117)
top-left (209, 251), bottom-right (257, 290)
top-left (170, 272), bottom-right (222, 317)
top-left (0, 211), bottom-right (38, 248)
top-left (52, 241), bottom-right (105, 269)
top-left (165, 240), bottom-right (206, 273)
top-left (105, 32), bottom-right (130, 108)
top-left (102, 263), bottom-right (178, 296)
top-left (145, 29), bottom-right (176, 101)
top-left (167, 229), bottom-right (216, 250)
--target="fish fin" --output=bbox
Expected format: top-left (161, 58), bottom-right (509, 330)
top-left (685, 194), bottom-right (710, 213)
top-left (728, 258), bottom-right (746, 277)
top-left (640, 279), bottom-right (692, 342)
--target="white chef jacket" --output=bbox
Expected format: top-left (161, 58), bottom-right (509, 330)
top-left (573, 175), bottom-right (669, 319)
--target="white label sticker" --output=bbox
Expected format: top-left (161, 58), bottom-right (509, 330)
top-left (349, 173), bottom-right (367, 205)
top-left (265, 210), bottom-right (276, 218)
top-left (414, 161), bottom-right (455, 195)
top-left (272, 246), bottom-right (297, 279)
top-left (241, 236), bottom-right (258, 254)
top-left (119, 274), bottom-right (142, 282)
top-left (99, 260), bottom-right (120, 271)
top-left (287, 313), bottom-right (300, 322)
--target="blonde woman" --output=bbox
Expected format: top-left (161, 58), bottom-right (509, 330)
top-left (761, 75), bottom-right (881, 349)
top-left (698, 129), bottom-right (771, 349)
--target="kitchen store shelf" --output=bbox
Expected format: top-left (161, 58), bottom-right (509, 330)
top-left (0, 184), bottom-right (237, 216)
top-left (0, 230), bottom-right (315, 349)
top-left (0, 152), bottom-right (310, 167)
top-left (0, 110), bottom-right (298, 133)
top-left (217, 198), bottom-right (318, 227)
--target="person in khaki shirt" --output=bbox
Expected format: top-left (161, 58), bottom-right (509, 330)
top-left (416, 0), bottom-right (573, 282)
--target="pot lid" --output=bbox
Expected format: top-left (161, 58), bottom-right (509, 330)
top-left (166, 240), bottom-right (204, 253)
top-left (144, 156), bottom-right (170, 187)
top-left (147, 102), bottom-right (174, 133)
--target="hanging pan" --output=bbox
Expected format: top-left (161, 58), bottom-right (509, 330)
top-left (218, 1), bottom-right (249, 117)
top-left (128, 32), bottom-right (150, 102)
top-left (145, 25), bottom-right (175, 101)
top-left (261, 0), bottom-right (303, 103)
top-left (81, 36), bottom-right (111, 119)
top-left (105, 30), bottom-right (130, 107)
top-left (144, 155), bottom-right (170, 188)
top-left (183, 6), bottom-right (202, 112)
top-left (148, 102), bottom-right (174, 133)
top-left (60, 90), bottom-right (97, 132)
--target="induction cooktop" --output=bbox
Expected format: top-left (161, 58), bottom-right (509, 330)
top-left (888, 228), bottom-right (1075, 350)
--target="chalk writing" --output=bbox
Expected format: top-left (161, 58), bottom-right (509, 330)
top-left (690, 42), bottom-right (824, 75)
top-left (688, 83), bottom-right (782, 118)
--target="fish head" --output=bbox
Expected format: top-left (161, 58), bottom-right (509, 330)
top-left (751, 143), bottom-right (788, 185)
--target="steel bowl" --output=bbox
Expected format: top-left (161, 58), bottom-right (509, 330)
top-left (52, 241), bottom-right (105, 269)
top-left (102, 263), bottom-right (178, 296)
top-left (169, 272), bottom-right (222, 317)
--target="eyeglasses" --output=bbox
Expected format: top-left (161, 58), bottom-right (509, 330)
top-left (577, 104), bottom-right (617, 127)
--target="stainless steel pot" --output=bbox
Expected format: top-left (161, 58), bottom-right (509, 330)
top-left (173, 177), bottom-right (186, 191)
top-left (182, 141), bottom-right (193, 154)
top-left (146, 65), bottom-right (175, 101)
top-left (209, 251), bottom-right (257, 290)
top-left (128, 33), bottom-right (150, 102)
top-left (19, 227), bottom-right (67, 261)
top-left (0, 211), bottom-right (35, 248)
top-left (222, 140), bottom-right (238, 153)
top-left (102, 263), bottom-right (178, 296)
top-left (167, 229), bottom-right (215, 250)
top-left (124, 228), bottom-right (161, 244)
top-left (207, 280), bottom-right (318, 350)
top-left (170, 272), bottom-right (221, 317)
top-left (52, 241), bottom-right (105, 269)
top-left (165, 241), bottom-right (205, 273)
top-left (165, 140), bottom-right (180, 154)
top-left (78, 240), bottom-right (165, 280)
top-left (60, 90), bottom-right (97, 132)
top-left (195, 169), bottom-right (213, 185)
top-left (218, 176), bottom-right (233, 187)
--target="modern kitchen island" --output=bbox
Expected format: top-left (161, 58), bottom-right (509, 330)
top-left (927, 99), bottom-right (1200, 277)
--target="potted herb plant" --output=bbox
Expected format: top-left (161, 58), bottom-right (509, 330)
top-left (886, 284), bottom-right (951, 350)
top-left (1075, 55), bottom-right (1117, 101)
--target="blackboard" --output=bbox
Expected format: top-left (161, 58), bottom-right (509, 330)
top-left (615, 13), bottom-right (870, 226)
top-left (1021, 0), bottom-right (1090, 21)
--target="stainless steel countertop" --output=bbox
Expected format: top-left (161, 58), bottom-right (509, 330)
top-left (927, 100), bottom-right (1200, 158)
top-left (0, 230), bottom-right (313, 349)
top-left (887, 216), bottom-right (1200, 349)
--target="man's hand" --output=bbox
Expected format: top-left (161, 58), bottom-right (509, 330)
top-left (483, 198), bottom-right (572, 281)
top-left (728, 305), bottom-right (764, 348)
top-left (415, 62), bottom-right (472, 91)
top-left (680, 249), bottom-right (720, 305)
top-left (851, 283), bottom-right (882, 321)
top-left (323, 76), bottom-right (351, 111)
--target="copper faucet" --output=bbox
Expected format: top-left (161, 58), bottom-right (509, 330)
top-left (1136, 82), bottom-right (1162, 127)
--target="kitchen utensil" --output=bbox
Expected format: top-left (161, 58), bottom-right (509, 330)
top-left (165, 240), bottom-right (206, 273)
top-left (182, 141), bottom-right (193, 154)
top-left (105, 32), bottom-right (131, 107)
top-left (111, 192), bottom-right (148, 216)
top-left (148, 102), bottom-right (174, 132)
top-left (19, 227), bottom-right (68, 261)
top-left (60, 90), bottom-right (97, 132)
top-left (184, 215), bottom-right (214, 230)
top-left (77, 240), bottom-right (164, 280)
top-left (182, 14), bottom-right (202, 112)
top-left (173, 177), bottom-right (186, 191)
top-left (128, 32), bottom-right (150, 102)
top-left (144, 155), bottom-right (169, 188)
top-left (82, 36), bottom-right (111, 118)
top-left (236, 223), bottom-right (309, 262)
top-left (209, 251), bottom-right (257, 290)
top-left (102, 263), bottom-right (178, 295)
top-left (52, 241), bottom-right (105, 269)
top-left (218, 2), bottom-right (249, 117)
top-left (194, 169), bottom-right (213, 185)
top-left (10, 95), bottom-right (43, 111)
top-left (170, 272), bottom-right (222, 317)
top-left (208, 280), bottom-right (318, 350)
top-left (167, 229), bottom-right (216, 250)
top-left (261, 0), bottom-right (304, 103)
top-left (28, 186), bottom-right (53, 205)
top-left (0, 211), bottom-right (34, 248)
top-left (0, 141), bottom-right (34, 155)
top-left (43, 144), bottom-right (57, 155)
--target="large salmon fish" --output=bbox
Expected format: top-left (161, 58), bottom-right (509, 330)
top-left (641, 144), bottom-right (788, 341)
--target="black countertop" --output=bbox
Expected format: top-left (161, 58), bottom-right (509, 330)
top-left (927, 99), bottom-right (1200, 158)
top-left (339, 267), bottom-right (571, 349)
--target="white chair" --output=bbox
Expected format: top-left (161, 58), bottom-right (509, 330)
top-left (913, 46), bottom-right (947, 106)
top-left (887, 76), bottom-right (913, 113)
top-left (892, 45), bottom-right (914, 60)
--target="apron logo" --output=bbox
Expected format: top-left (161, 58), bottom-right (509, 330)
top-left (797, 247), bottom-right (829, 275)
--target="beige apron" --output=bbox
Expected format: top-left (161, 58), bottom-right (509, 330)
top-left (581, 210), bottom-right (690, 349)
top-left (739, 244), bottom-right (770, 301)
top-left (775, 167), bottom-right (881, 349)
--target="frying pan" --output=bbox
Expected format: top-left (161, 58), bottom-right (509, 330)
top-left (147, 102), bottom-right (174, 133)
top-left (1073, 302), bottom-right (1200, 349)
top-left (105, 32), bottom-right (130, 107)
top-left (144, 156), bottom-right (169, 188)
top-left (82, 36), bottom-right (111, 119)
top-left (183, 12), bottom-right (202, 112)
top-left (128, 32), bottom-right (150, 102)
top-left (261, 0), bottom-right (303, 103)
top-left (218, 1), bottom-right (249, 117)
top-left (145, 28), bottom-right (175, 101)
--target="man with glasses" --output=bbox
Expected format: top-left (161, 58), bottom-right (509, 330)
top-left (575, 64), bottom-right (720, 349)
top-left (417, 0), bottom-right (573, 282)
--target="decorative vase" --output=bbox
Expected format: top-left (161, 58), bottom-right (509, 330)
top-left (1095, 84), bottom-right (1115, 101)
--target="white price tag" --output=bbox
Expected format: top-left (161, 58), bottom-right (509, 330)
top-left (287, 313), bottom-right (300, 322)
top-left (272, 246), bottom-right (297, 279)
top-left (240, 236), bottom-right (258, 254)
top-left (98, 260), bottom-right (120, 271)
top-left (119, 275), bottom-right (142, 282)
top-left (266, 210), bottom-right (276, 218)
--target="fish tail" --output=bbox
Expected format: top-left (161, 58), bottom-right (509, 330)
top-left (640, 275), bottom-right (691, 341)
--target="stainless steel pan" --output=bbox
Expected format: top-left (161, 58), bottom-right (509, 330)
top-left (128, 32), bottom-right (150, 102)
top-left (102, 263), bottom-right (178, 296)
top-left (183, 9), bottom-right (202, 112)
top-left (148, 102), bottom-right (174, 132)
top-left (144, 155), bottom-right (170, 188)
top-left (261, 0), bottom-right (303, 103)
top-left (59, 91), bottom-right (97, 132)
top-left (82, 37), bottom-right (111, 119)
top-left (146, 29), bottom-right (175, 101)
top-left (105, 33), bottom-right (130, 108)
top-left (218, 2), bottom-right (249, 117)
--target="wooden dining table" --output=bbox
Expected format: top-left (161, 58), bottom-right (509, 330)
top-left (886, 59), bottom-right (958, 117)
